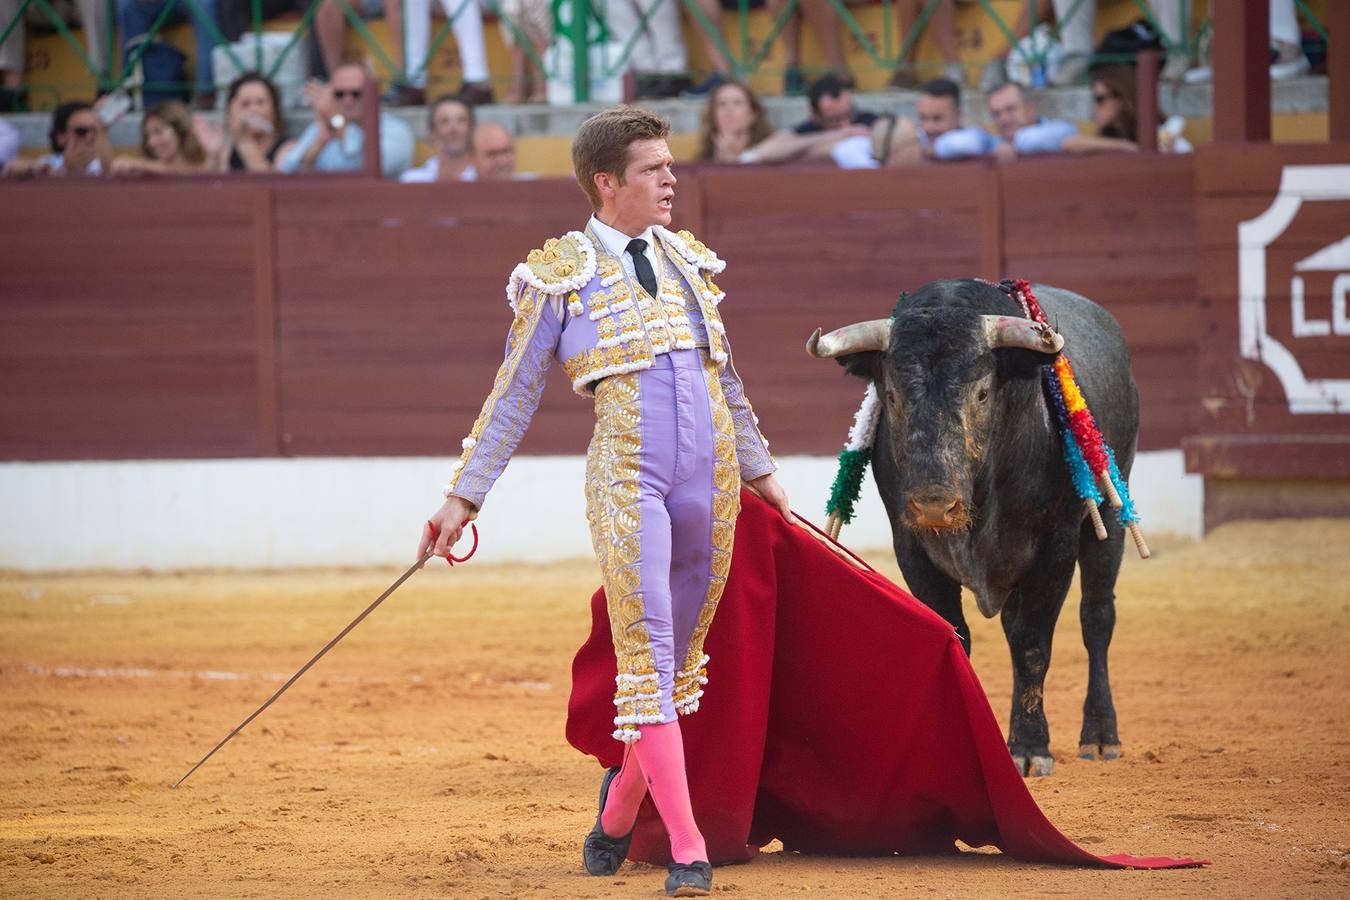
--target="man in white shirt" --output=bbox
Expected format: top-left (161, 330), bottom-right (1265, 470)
top-left (400, 94), bottom-right (478, 184)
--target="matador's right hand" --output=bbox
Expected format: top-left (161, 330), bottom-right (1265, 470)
top-left (419, 495), bottom-right (477, 565)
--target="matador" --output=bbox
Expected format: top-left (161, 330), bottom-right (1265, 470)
top-left (419, 105), bottom-right (793, 898)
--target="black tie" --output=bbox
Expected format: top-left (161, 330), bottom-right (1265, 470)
top-left (625, 238), bottom-right (659, 298)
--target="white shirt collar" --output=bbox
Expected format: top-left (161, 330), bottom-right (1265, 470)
top-left (588, 214), bottom-right (656, 259)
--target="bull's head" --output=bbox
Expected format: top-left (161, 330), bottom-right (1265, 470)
top-left (808, 307), bottom-right (1063, 534)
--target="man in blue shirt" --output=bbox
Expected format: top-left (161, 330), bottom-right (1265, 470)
top-left (985, 81), bottom-right (1078, 159)
top-left (278, 62), bottom-right (414, 179)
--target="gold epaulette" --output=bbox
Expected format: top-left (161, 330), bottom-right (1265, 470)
top-left (506, 230), bottom-right (598, 312)
top-left (656, 226), bottom-right (727, 276)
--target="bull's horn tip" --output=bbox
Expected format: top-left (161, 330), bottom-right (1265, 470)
top-left (806, 327), bottom-right (823, 357)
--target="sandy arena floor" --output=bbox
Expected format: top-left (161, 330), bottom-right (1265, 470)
top-left (2, 519), bottom-right (1348, 898)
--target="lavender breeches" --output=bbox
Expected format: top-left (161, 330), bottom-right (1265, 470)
top-left (585, 349), bottom-right (740, 743)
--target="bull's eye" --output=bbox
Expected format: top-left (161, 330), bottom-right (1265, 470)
top-left (977, 386), bottom-right (990, 403)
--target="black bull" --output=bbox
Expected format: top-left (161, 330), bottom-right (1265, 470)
top-left (809, 279), bottom-right (1138, 777)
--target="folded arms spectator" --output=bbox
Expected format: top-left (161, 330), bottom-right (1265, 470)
top-left (985, 80), bottom-right (1077, 158)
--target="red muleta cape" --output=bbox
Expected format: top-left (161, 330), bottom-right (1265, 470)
top-left (566, 490), bottom-right (1205, 870)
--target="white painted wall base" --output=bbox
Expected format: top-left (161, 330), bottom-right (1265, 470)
top-left (1, 451), bottom-right (1201, 572)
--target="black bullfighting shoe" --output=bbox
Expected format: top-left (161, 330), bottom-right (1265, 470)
top-left (664, 860), bottom-right (713, 896)
top-left (582, 766), bottom-right (634, 876)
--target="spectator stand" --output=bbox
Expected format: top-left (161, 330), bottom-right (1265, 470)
top-left (4, 1), bottom-right (1334, 106)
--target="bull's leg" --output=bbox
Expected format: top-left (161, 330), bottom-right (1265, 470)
top-left (1076, 515), bottom-right (1124, 761)
top-left (1000, 550), bottom-right (1076, 777)
top-left (894, 535), bottom-right (969, 655)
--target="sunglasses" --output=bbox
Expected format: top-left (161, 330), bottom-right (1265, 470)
top-left (1091, 92), bottom-right (1113, 106)
top-left (334, 89), bottom-right (363, 100)
top-left (70, 125), bottom-right (96, 138)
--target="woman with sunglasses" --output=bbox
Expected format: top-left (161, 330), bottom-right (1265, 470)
top-left (1061, 64), bottom-right (1192, 155)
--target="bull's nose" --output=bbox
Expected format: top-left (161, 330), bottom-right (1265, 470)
top-left (907, 493), bottom-right (965, 529)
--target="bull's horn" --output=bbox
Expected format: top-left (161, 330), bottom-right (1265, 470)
top-left (806, 320), bottom-right (891, 358)
top-left (981, 315), bottom-right (1065, 354)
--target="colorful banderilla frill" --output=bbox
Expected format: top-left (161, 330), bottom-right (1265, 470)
top-left (1003, 279), bottom-right (1150, 559)
top-left (825, 381), bottom-right (882, 539)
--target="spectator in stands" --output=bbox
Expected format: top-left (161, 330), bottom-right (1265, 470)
top-left (1185, 0), bottom-right (1310, 84)
top-left (1, 0), bottom-right (111, 108)
top-left (314, 0), bottom-right (404, 87)
top-left (682, 0), bottom-right (738, 96)
top-left (277, 61), bottom-right (414, 177)
top-left (2, 100), bottom-right (111, 177)
top-left (602, 0), bottom-right (692, 98)
top-left (1061, 64), bottom-right (1191, 154)
top-left (796, 73), bottom-right (876, 133)
top-left (736, 74), bottom-right (873, 164)
top-left (826, 113), bottom-right (922, 169)
top-left (400, 93), bottom-right (475, 182)
top-left (889, 0), bottom-right (964, 89)
top-left (199, 72), bottom-right (290, 172)
top-left (498, 0), bottom-right (552, 103)
top-left (470, 121), bottom-right (518, 179)
top-left (382, 0), bottom-right (493, 106)
top-left (0, 0), bottom-right (27, 103)
top-left (972, 0), bottom-right (1051, 91)
top-left (0, 116), bottom-right (16, 166)
top-left (697, 80), bottom-right (772, 163)
top-left (109, 99), bottom-right (210, 175)
top-left (912, 76), bottom-right (998, 159)
top-left (1049, 0), bottom-right (1190, 85)
top-left (116, 0), bottom-right (222, 105)
top-left (984, 80), bottom-right (1076, 158)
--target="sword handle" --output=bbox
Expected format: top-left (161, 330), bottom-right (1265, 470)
top-left (426, 521), bottom-right (479, 566)
top-left (448, 523), bottom-right (479, 565)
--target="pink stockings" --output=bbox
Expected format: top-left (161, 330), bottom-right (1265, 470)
top-left (599, 720), bottom-right (707, 864)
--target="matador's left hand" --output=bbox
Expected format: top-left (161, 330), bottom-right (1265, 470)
top-left (748, 473), bottom-right (796, 525)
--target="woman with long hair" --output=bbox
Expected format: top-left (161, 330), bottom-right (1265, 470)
top-left (1062, 64), bottom-right (1190, 155)
top-left (697, 81), bottom-right (772, 164)
top-left (200, 72), bottom-right (292, 172)
top-left (109, 100), bottom-right (208, 176)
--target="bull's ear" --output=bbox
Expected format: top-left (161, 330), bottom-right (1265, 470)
top-left (836, 350), bottom-right (884, 382)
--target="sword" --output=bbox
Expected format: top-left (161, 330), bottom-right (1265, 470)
top-left (173, 523), bottom-right (479, 788)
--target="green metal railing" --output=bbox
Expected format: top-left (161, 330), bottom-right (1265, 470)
top-left (0, 0), bottom-right (1328, 106)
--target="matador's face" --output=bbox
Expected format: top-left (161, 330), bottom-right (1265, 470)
top-left (613, 138), bottom-right (676, 230)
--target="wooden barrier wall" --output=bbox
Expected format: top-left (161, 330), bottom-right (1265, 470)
top-left (2, 155), bottom-right (1212, 462)
top-left (1185, 144), bottom-right (1350, 527)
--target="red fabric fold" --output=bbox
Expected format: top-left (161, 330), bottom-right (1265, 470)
top-left (566, 490), bottom-right (1205, 870)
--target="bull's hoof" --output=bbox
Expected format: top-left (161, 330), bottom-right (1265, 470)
top-left (1078, 742), bottom-right (1123, 761)
top-left (1011, 754), bottom-right (1055, 777)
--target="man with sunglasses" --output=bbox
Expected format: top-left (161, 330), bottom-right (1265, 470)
top-left (2, 100), bottom-right (110, 179)
top-left (277, 61), bottom-right (414, 179)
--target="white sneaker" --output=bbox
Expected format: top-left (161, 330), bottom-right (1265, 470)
top-left (1184, 53), bottom-right (1309, 84)
top-left (1269, 53), bottom-right (1310, 80)
top-left (1183, 64), bottom-right (1212, 85)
